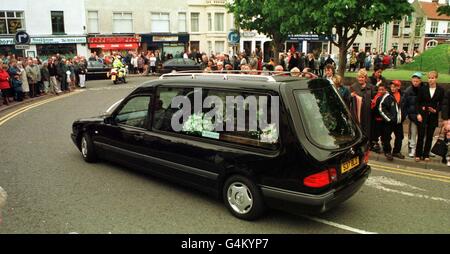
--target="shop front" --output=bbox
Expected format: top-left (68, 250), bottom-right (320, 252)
top-left (88, 36), bottom-right (140, 56)
top-left (31, 36), bottom-right (87, 60)
top-left (286, 34), bottom-right (334, 57)
top-left (140, 34), bottom-right (189, 61)
top-left (239, 31), bottom-right (272, 62)
top-left (0, 37), bottom-right (24, 57)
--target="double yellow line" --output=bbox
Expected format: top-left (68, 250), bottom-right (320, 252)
top-left (370, 163), bottom-right (450, 183)
top-left (0, 91), bottom-right (83, 126)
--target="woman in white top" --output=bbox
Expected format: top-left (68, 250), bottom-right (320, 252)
top-left (149, 54), bottom-right (157, 75)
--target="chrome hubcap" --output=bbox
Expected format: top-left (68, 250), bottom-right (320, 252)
top-left (227, 182), bottom-right (253, 214)
top-left (81, 138), bottom-right (88, 157)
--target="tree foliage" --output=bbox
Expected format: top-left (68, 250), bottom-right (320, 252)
top-left (228, 0), bottom-right (413, 76)
top-left (282, 0), bottom-right (413, 76)
top-left (437, 5), bottom-right (450, 16)
top-left (226, 0), bottom-right (310, 63)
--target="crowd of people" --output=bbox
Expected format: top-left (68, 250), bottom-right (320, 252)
top-left (0, 54), bottom-right (88, 107)
top-left (328, 66), bottom-right (449, 166)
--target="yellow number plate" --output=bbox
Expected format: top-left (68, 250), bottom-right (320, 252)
top-left (112, 75), bottom-right (116, 81)
top-left (341, 157), bottom-right (359, 174)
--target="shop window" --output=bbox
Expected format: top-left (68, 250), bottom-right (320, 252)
top-left (87, 11), bottom-right (99, 34)
top-left (151, 12), bottom-right (170, 33)
top-left (190, 13), bottom-right (199, 32)
top-left (190, 41), bottom-right (200, 52)
top-left (113, 12), bottom-right (133, 34)
top-left (178, 13), bottom-right (186, 33)
top-left (51, 11), bottom-right (65, 34)
top-left (447, 22), bottom-right (450, 34)
top-left (0, 11), bottom-right (25, 35)
top-left (214, 13), bottom-right (224, 32)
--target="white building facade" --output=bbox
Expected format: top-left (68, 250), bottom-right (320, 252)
top-left (187, 0), bottom-right (235, 55)
top-left (0, 0), bottom-right (87, 59)
top-left (85, 0), bottom-right (189, 59)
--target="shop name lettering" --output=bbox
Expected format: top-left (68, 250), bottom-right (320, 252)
top-left (31, 38), bottom-right (86, 44)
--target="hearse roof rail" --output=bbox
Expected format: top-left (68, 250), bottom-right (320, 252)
top-left (159, 71), bottom-right (283, 83)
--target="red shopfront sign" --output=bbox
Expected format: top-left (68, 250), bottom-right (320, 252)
top-left (89, 43), bottom-right (139, 50)
top-left (88, 37), bottom-right (140, 50)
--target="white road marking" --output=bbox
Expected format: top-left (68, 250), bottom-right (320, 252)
top-left (365, 176), bottom-right (450, 204)
top-left (0, 186), bottom-right (7, 208)
top-left (302, 215), bottom-right (377, 234)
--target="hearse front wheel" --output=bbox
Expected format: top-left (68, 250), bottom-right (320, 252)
top-left (223, 175), bottom-right (266, 220)
top-left (80, 133), bottom-right (97, 163)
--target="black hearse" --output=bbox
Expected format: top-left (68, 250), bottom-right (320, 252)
top-left (71, 73), bottom-right (370, 220)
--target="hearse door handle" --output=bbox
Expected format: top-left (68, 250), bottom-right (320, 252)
top-left (133, 133), bottom-right (145, 141)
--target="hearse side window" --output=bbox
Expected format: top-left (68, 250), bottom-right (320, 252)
top-left (114, 96), bottom-right (151, 129)
top-left (294, 86), bottom-right (359, 149)
top-left (153, 87), bottom-right (279, 150)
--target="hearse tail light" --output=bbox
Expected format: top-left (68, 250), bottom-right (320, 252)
top-left (303, 168), bottom-right (337, 188)
top-left (364, 150), bottom-right (370, 164)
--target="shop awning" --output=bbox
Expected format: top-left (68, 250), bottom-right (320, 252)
top-left (89, 43), bottom-right (139, 50)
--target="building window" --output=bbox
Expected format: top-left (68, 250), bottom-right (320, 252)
top-left (151, 12), bottom-right (170, 33)
top-left (430, 21), bottom-right (439, 34)
top-left (87, 11), bottom-right (99, 34)
top-left (113, 12), bottom-right (133, 33)
top-left (214, 13), bottom-right (224, 32)
top-left (404, 15), bottom-right (412, 28)
top-left (414, 43), bottom-right (420, 51)
top-left (447, 21), bottom-right (450, 34)
top-left (392, 43), bottom-right (398, 50)
top-left (178, 12), bottom-right (186, 33)
top-left (352, 43), bottom-right (360, 52)
top-left (190, 13), bottom-right (199, 32)
top-left (51, 11), bottom-right (65, 34)
top-left (207, 41), bottom-right (212, 54)
top-left (415, 17), bottom-right (423, 37)
top-left (0, 11), bottom-right (25, 35)
top-left (392, 20), bottom-right (400, 37)
top-left (426, 40), bottom-right (438, 49)
top-left (365, 43), bottom-right (372, 53)
top-left (402, 43), bottom-right (409, 52)
top-left (215, 41), bottom-right (225, 54)
top-left (207, 13), bottom-right (212, 32)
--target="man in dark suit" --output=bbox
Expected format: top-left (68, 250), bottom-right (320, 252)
top-left (415, 71), bottom-right (444, 161)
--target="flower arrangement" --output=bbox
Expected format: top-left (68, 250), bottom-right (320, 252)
top-left (259, 123), bottom-right (279, 144)
top-left (182, 113), bottom-right (215, 135)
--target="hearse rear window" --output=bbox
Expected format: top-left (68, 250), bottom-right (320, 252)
top-left (294, 86), bottom-right (359, 149)
top-left (153, 87), bottom-right (279, 150)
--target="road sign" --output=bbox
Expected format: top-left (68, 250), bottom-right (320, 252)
top-left (15, 31), bottom-right (30, 44)
top-left (228, 31), bottom-right (240, 45)
top-left (15, 44), bottom-right (30, 50)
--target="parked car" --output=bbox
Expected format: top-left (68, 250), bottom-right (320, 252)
top-left (71, 73), bottom-right (370, 220)
top-left (159, 58), bottom-right (202, 74)
top-left (86, 60), bottom-right (111, 80)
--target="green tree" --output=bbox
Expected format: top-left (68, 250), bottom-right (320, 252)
top-left (437, 5), bottom-right (450, 16)
top-left (283, 0), bottom-right (413, 77)
top-left (226, 0), bottom-right (308, 65)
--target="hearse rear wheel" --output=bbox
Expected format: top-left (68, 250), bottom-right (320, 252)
top-left (81, 133), bottom-right (97, 163)
top-left (223, 175), bottom-right (266, 220)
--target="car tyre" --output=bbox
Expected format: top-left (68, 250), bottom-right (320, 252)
top-left (80, 133), bottom-right (97, 163)
top-left (223, 175), bottom-right (266, 220)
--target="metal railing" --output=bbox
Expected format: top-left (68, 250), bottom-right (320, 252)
top-left (160, 72), bottom-right (278, 83)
